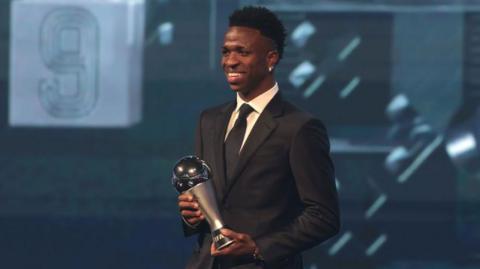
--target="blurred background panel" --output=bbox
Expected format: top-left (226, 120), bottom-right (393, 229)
top-left (1, 0), bottom-right (480, 268)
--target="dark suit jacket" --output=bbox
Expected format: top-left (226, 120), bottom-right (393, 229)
top-left (184, 93), bottom-right (340, 269)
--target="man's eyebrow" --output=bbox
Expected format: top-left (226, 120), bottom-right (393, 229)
top-left (223, 44), bottom-right (247, 50)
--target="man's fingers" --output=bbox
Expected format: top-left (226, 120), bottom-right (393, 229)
top-left (178, 201), bottom-right (199, 210)
top-left (180, 210), bottom-right (202, 218)
top-left (211, 243), bottom-right (225, 256)
top-left (211, 242), bottom-right (237, 256)
top-left (210, 242), bottom-right (218, 255)
top-left (220, 228), bottom-right (238, 239)
top-left (186, 217), bottom-right (202, 225)
top-left (178, 193), bottom-right (195, 202)
top-left (220, 228), bottom-right (233, 236)
top-left (237, 234), bottom-right (247, 241)
top-left (212, 229), bottom-right (254, 257)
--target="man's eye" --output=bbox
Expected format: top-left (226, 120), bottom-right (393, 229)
top-left (222, 50), bottom-right (229, 56)
top-left (239, 51), bottom-right (250, 56)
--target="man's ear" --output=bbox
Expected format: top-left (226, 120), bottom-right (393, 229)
top-left (266, 50), bottom-right (279, 69)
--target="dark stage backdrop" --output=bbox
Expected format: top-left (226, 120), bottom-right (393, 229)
top-left (1, 1), bottom-right (480, 268)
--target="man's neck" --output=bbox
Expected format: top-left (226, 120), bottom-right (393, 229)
top-left (238, 78), bottom-right (276, 102)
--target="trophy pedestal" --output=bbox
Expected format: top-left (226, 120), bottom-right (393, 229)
top-left (212, 229), bottom-right (235, 250)
top-left (188, 182), bottom-right (234, 250)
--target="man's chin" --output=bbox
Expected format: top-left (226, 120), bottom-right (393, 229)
top-left (228, 83), bottom-right (251, 98)
top-left (228, 84), bottom-right (242, 92)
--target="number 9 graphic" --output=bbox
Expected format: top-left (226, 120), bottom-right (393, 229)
top-left (39, 7), bottom-right (99, 118)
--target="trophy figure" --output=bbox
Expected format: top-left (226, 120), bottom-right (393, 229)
top-left (172, 156), bottom-right (234, 250)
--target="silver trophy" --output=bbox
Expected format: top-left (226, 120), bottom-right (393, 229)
top-left (172, 156), bottom-right (234, 250)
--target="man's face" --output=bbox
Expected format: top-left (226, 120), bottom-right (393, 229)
top-left (222, 26), bottom-right (277, 97)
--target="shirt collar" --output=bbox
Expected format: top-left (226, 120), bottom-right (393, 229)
top-left (234, 83), bottom-right (279, 114)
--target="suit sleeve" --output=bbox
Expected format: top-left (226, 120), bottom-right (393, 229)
top-left (182, 111), bottom-right (209, 237)
top-left (255, 118), bottom-right (340, 266)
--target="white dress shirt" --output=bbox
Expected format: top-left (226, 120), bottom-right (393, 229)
top-left (225, 83), bottom-right (279, 151)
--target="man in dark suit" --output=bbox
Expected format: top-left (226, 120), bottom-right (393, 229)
top-left (178, 6), bottom-right (340, 269)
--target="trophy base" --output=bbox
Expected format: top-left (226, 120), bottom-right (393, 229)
top-left (212, 229), bottom-right (234, 250)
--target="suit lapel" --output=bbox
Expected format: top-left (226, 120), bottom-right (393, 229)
top-left (213, 102), bottom-right (235, 201)
top-left (222, 93), bottom-right (284, 202)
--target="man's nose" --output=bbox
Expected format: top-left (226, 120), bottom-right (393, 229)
top-left (223, 53), bottom-right (239, 67)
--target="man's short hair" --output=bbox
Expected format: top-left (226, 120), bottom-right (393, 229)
top-left (229, 6), bottom-right (287, 60)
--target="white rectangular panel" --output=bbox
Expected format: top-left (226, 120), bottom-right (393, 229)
top-left (9, 0), bottom-right (145, 127)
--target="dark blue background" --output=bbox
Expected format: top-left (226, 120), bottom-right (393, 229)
top-left (1, 1), bottom-right (479, 268)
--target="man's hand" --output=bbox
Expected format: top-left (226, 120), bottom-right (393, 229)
top-left (178, 193), bottom-right (205, 226)
top-left (211, 228), bottom-right (257, 257)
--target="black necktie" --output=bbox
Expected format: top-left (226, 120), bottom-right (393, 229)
top-left (224, 104), bottom-right (254, 182)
